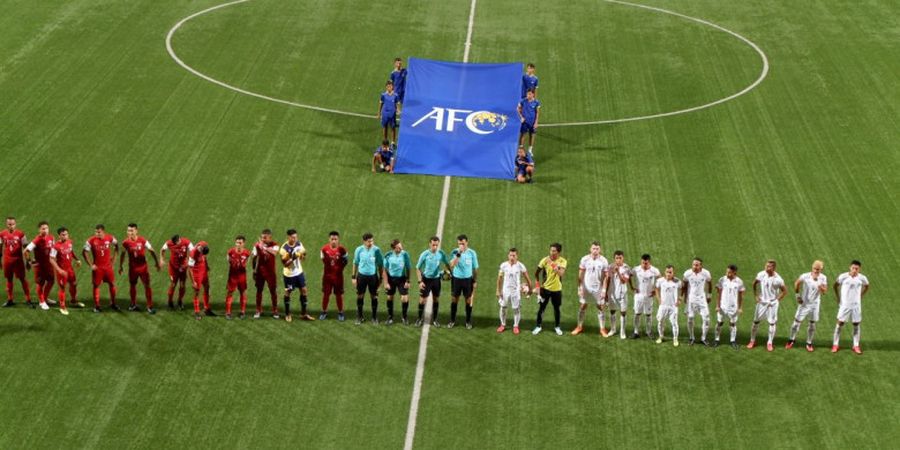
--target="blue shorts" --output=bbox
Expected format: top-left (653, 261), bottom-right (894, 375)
top-left (283, 273), bottom-right (306, 291)
top-left (520, 122), bottom-right (535, 134)
top-left (381, 115), bottom-right (397, 128)
top-left (517, 165), bottom-right (531, 176)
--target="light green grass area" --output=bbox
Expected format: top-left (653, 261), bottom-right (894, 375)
top-left (1, 0), bottom-right (898, 448)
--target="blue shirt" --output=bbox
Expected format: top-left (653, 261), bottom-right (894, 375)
top-left (390, 68), bottom-right (408, 94)
top-left (417, 249), bottom-right (449, 279)
top-left (516, 153), bottom-right (533, 170)
top-left (449, 248), bottom-right (479, 279)
top-left (384, 250), bottom-right (411, 278)
top-left (375, 147), bottom-right (394, 162)
top-left (519, 98), bottom-right (540, 124)
top-left (354, 245), bottom-right (383, 276)
top-left (521, 74), bottom-right (538, 98)
top-left (380, 92), bottom-right (398, 117)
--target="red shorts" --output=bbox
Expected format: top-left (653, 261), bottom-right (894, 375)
top-left (92, 266), bottom-right (116, 286)
top-left (129, 267), bottom-right (150, 285)
top-left (3, 259), bottom-right (26, 280)
top-left (57, 269), bottom-right (76, 287)
top-left (322, 276), bottom-right (344, 295)
top-left (168, 265), bottom-right (188, 282)
top-left (191, 272), bottom-right (209, 289)
top-left (254, 271), bottom-right (277, 288)
top-left (227, 273), bottom-right (247, 292)
top-left (34, 266), bottom-right (55, 285)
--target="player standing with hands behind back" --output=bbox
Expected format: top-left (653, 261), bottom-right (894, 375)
top-left (533, 243), bottom-right (567, 336)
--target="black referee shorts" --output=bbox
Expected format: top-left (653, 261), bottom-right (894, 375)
top-left (386, 276), bottom-right (408, 295)
top-left (356, 274), bottom-right (379, 296)
top-left (451, 277), bottom-right (474, 298)
top-left (419, 277), bottom-right (441, 298)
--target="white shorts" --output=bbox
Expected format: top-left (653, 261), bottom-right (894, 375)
top-left (685, 300), bottom-right (709, 320)
top-left (608, 295), bottom-right (628, 311)
top-left (794, 301), bottom-right (820, 322)
top-left (579, 284), bottom-right (604, 306)
top-left (717, 308), bottom-right (740, 323)
top-left (836, 303), bottom-right (861, 323)
top-left (499, 291), bottom-right (521, 309)
top-left (657, 305), bottom-right (678, 323)
top-left (753, 302), bottom-right (779, 324)
top-left (633, 293), bottom-right (653, 315)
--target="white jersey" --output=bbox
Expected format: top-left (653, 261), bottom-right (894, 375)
top-left (683, 269), bottom-right (711, 303)
top-left (797, 272), bottom-right (827, 304)
top-left (499, 261), bottom-right (527, 293)
top-left (609, 264), bottom-right (631, 299)
top-left (656, 278), bottom-right (681, 307)
top-left (755, 271), bottom-right (785, 304)
top-left (717, 276), bottom-right (745, 310)
top-left (633, 265), bottom-right (660, 295)
top-left (836, 272), bottom-right (868, 306)
top-left (579, 255), bottom-right (608, 292)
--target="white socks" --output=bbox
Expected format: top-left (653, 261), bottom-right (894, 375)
top-left (768, 323), bottom-right (776, 344)
top-left (514, 307), bottom-right (521, 327)
top-left (500, 306), bottom-right (507, 326)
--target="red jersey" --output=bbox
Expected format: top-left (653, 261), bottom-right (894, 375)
top-left (227, 248), bottom-right (251, 277)
top-left (85, 234), bottom-right (118, 268)
top-left (122, 236), bottom-right (152, 269)
top-left (189, 243), bottom-right (209, 278)
top-left (50, 240), bottom-right (76, 272)
top-left (1, 229), bottom-right (27, 263)
top-left (253, 240), bottom-right (279, 274)
top-left (28, 234), bottom-right (55, 270)
top-left (162, 237), bottom-right (192, 269)
top-left (320, 244), bottom-right (348, 278)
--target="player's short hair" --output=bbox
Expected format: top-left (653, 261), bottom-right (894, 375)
top-left (766, 259), bottom-right (777, 266)
top-left (386, 80), bottom-right (394, 86)
top-left (526, 88), bottom-right (535, 95)
top-left (457, 234), bottom-right (468, 242)
top-left (693, 257), bottom-right (703, 263)
top-left (286, 229), bottom-right (297, 236)
top-left (57, 227), bottom-right (68, 234)
top-left (394, 57), bottom-right (402, 62)
top-left (362, 232), bottom-right (374, 241)
top-left (613, 250), bottom-right (624, 257)
top-left (665, 264), bottom-right (675, 270)
top-left (526, 62), bottom-right (535, 69)
top-left (127, 223), bottom-right (138, 228)
top-left (201, 246), bottom-right (210, 255)
top-left (37, 221), bottom-right (49, 227)
top-left (261, 228), bottom-right (272, 235)
top-left (329, 231), bottom-right (340, 237)
top-left (591, 241), bottom-right (601, 247)
top-left (235, 235), bottom-right (245, 241)
top-left (171, 234), bottom-right (180, 244)
top-left (641, 254), bottom-right (651, 261)
top-left (95, 224), bottom-right (105, 231)
top-left (508, 247), bottom-right (518, 254)
top-left (850, 260), bottom-right (862, 267)
top-left (6, 216), bottom-right (15, 221)
top-left (550, 242), bottom-right (562, 252)
top-left (390, 239), bottom-right (401, 249)
top-left (429, 236), bottom-right (440, 243)
top-left (728, 264), bottom-right (738, 272)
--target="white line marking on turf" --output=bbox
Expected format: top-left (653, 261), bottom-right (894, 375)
top-left (165, 0), bottom-right (768, 127)
top-left (540, 0), bottom-right (770, 127)
top-left (165, 0), bottom-right (374, 119)
top-left (402, 3), bottom-right (475, 446)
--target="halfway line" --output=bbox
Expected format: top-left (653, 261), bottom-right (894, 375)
top-left (402, 2), bottom-right (477, 448)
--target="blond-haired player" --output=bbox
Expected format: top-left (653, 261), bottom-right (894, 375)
top-left (496, 248), bottom-right (532, 334)
top-left (787, 260), bottom-right (827, 352)
top-left (655, 265), bottom-right (681, 346)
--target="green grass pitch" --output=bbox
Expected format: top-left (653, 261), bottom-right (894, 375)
top-left (1, 0), bottom-right (899, 448)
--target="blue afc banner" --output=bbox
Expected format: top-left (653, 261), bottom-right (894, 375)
top-left (394, 58), bottom-right (523, 180)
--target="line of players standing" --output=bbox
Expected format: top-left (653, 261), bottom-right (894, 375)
top-left (372, 59), bottom-right (542, 183)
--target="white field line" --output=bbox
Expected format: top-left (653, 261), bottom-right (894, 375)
top-left (402, 4), bottom-right (476, 448)
top-left (165, 0), bottom-right (768, 127)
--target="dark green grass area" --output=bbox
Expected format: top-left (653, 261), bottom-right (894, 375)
top-left (1, 0), bottom-right (898, 448)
